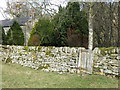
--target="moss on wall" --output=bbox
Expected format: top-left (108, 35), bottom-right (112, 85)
top-left (45, 50), bottom-right (54, 57)
top-left (100, 47), bottom-right (119, 51)
top-left (99, 47), bottom-right (120, 55)
top-left (37, 64), bottom-right (50, 70)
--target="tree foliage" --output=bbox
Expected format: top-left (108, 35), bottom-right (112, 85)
top-left (52, 2), bottom-right (88, 47)
top-left (6, 21), bottom-right (24, 45)
top-left (4, 0), bottom-right (57, 19)
top-left (28, 18), bottom-right (54, 46)
top-left (28, 2), bottom-right (88, 47)
top-left (92, 2), bottom-right (119, 47)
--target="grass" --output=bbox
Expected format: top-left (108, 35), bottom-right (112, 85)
top-left (1, 62), bottom-right (119, 88)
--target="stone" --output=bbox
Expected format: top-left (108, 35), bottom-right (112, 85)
top-left (111, 54), bottom-right (118, 57)
top-left (100, 69), bottom-right (104, 72)
top-left (111, 49), bottom-right (116, 53)
top-left (109, 61), bottom-right (115, 64)
top-left (1, 45), bottom-right (119, 76)
top-left (112, 72), bottom-right (118, 75)
top-left (104, 70), bottom-right (112, 74)
top-left (58, 72), bottom-right (63, 74)
top-left (44, 69), bottom-right (49, 72)
top-left (112, 67), bottom-right (118, 72)
top-left (116, 56), bottom-right (120, 60)
top-left (102, 66), bottom-right (107, 70)
top-left (70, 69), bottom-right (74, 73)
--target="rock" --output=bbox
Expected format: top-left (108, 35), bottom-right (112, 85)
top-left (111, 49), bottom-right (116, 53)
top-left (70, 69), bottom-right (76, 73)
top-left (116, 56), bottom-right (120, 60)
top-left (111, 54), bottom-right (118, 57)
top-left (104, 70), bottom-right (112, 74)
top-left (103, 66), bottom-right (107, 70)
top-left (109, 61), bottom-right (115, 64)
top-left (100, 69), bottom-right (104, 72)
top-left (70, 69), bottom-right (74, 74)
top-left (112, 72), bottom-right (119, 75)
top-left (58, 72), bottom-right (63, 74)
top-left (44, 69), bottom-right (49, 72)
top-left (71, 48), bottom-right (76, 54)
top-left (112, 67), bottom-right (118, 72)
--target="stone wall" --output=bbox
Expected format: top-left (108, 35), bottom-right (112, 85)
top-left (93, 47), bottom-right (120, 77)
top-left (0, 45), bottom-right (119, 77)
top-left (1, 45), bottom-right (85, 74)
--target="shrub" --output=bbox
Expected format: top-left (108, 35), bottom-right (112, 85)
top-left (28, 34), bottom-right (41, 46)
top-left (28, 18), bottom-right (54, 46)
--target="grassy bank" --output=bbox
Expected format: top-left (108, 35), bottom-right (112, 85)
top-left (2, 62), bottom-right (118, 88)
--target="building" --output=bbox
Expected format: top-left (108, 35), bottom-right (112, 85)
top-left (0, 17), bottom-right (35, 45)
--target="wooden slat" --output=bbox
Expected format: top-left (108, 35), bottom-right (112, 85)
top-left (78, 49), bottom-right (93, 74)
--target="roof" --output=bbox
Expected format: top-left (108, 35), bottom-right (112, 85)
top-left (0, 17), bottom-right (31, 27)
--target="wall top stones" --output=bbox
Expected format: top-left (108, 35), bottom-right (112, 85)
top-left (93, 47), bottom-right (120, 55)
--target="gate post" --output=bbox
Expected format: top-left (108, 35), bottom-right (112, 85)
top-left (88, 50), bottom-right (93, 74)
top-left (77, 48), bottom-right (82, 73)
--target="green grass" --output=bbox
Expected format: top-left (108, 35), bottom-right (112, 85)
top-left (2, 62), bottom-right (118, 88)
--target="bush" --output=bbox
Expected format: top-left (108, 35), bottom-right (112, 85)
top-left (6, 21), bottom-right (24, 45)
top-left (28, 34), bottom-right (41, 46)
top-left (28, 18), bottom-right (54, 46)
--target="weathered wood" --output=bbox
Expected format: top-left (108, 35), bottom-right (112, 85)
top-left (77, 49), bottom-right (93, 74)
top-left (77, 48), bottom-right (82, 73)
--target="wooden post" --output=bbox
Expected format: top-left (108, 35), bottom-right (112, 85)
top-left (77, 48), bottom-right (82, 73)
top-left (88, 50), bottom-right (93, 74)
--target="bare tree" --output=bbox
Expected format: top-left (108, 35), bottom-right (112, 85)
top-left (88, 2), bottom-right (94, 50)
top-left (3, 0), bottom-right (58, 19)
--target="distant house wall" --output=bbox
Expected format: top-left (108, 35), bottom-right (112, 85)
top-left (3, 27), bottom-right (10, 35)
top-left (21, 25), bottom-right (32, 45)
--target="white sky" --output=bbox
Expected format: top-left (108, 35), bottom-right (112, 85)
top-left (0, 0), bottom-right (7, 20)
top-left (0, 0), bottom-right (67, 20)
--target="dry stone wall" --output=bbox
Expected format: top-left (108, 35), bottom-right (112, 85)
top-left (1, 45), bottom-right (85, 74)
top-left (0, 45), bottom-right (119, 77)
top-left (93, 48), bottom-right (120, 77)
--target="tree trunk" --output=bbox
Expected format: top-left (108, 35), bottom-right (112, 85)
top-left (88, 3), bottom-right (93, 50)
top-left (118, 1), bottom-right (120, 47)
top-left (109, 2), bottom-right (113, 47)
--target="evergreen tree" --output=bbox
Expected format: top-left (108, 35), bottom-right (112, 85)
top-left (53, 2), bottom-right (88, 47)
top-left (6, 21), bottom-right (24, 45)
top-left (28, 18), bottom-right (54, 46)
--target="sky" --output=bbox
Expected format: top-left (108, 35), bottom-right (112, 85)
top-left (0, 0), bottom-right (67, 20)
top-left (0, 0), bottom-right (7, 20)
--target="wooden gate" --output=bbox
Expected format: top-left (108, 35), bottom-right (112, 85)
top-left (77, 49), bottom-right (93, 74)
